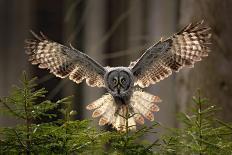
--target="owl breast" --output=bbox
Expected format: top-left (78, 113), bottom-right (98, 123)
top-left (104, 67), bottom-right (134, 98)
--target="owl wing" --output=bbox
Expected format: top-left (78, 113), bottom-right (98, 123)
top-left (25, 32), bottom-right (106, 87)
top-left (130, 21), bottom-right (211, 88)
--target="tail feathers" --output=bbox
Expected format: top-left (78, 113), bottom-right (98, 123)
top-left (130, 97), bottom-right (155, 121)
top-left (111, 105), bottom-right (136, 131)
top-left (86, 94), bottom-right (136, 131)
top-left (130, 91), bottom-right (160, 121)
top-left (89, 94), bottom-right (116, 125)
top-left (86, 91), bottom-right (160, 132)
top-left (133, 91), bottom-right (161, 111)
top-left (99, 105), bottom-right (116, 125)
top-left (86, 94), bottom-right (118, 127)
top-left (134, 113), bottom-right (145, 125)
top-left (135, 91), bottom-right (162, 103)
top-left (92, 99), bottom-right (113, 118)
top-left (86, 94), bottom-right (111, 110)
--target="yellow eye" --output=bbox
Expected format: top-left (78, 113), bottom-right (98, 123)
top-left (120, 77), bottom-right (126, 85)
top-left (113, 78), bottom-right (118, 85)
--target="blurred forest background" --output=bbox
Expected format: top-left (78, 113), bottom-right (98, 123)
top-left (0, 0), bottom-right (232, 135)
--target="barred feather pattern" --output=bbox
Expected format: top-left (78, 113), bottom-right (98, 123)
top-left (131, 21), bottom-right (211, 88)
top-left (25, 33), bottom-right (106, 87)
top-left (86, 90), bottom-right (161, 131)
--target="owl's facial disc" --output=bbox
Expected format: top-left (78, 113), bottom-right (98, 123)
top-left (106, 69), bottom-right (133, 97)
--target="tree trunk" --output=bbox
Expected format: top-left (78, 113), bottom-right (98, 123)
top-left (0, 0), bottom-right (30, 126)
top-left (83, 0), bottom-right (106, 123)
top-left (147, 0), bottom-right (179, 128)
top-left (178, 0), bottom-right (232, 122)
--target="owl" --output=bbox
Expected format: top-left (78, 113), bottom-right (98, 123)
top-left (25, 21), bottom-right (211, 131)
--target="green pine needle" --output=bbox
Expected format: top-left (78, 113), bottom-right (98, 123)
top-left (0, 72), bottom-right (232, 154)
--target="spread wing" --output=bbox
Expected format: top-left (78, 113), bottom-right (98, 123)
top-left (130, 21), bottom-right (211, 88)
top-left (25, 32), bottom-right (106, 87)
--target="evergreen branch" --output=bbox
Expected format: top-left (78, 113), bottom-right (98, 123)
top-left (143, 139), bottom-right (159, 152)
top-left (71, 141), bottom-right (91, 152)
top-left (215, 132), bottom-right (232, 136)
top-left (216, 119), bottom-right (232, 130)
top-left (12, 129), bottom-right (27, 150)
top-left (0, 99), bottom-right (25, 119)
top-left (1, 73), bottom-right (232, 154)
top-left (196, 137), bottom-right (220, 148)
top-left (23, 87), bottom-right (32, 155)
top-left (197, 92), bottom-right (203, 155)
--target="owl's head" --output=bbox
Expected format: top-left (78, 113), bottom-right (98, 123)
top-left (105, 67), bottom-right (134, 97)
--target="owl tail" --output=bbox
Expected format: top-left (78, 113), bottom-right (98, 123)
top-left (86, 91), bottom-right (161, 131)
top-left (86, 95), bottom-right (137, 131)
top-left (129, 91), bottom-right (161, 123)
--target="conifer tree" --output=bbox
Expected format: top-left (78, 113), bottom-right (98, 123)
top-left (0, 73), bottom-right (232, 154)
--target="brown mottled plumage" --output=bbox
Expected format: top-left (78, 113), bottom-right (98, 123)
top-left (131, 21), bottom-right (211, 88)
top-left (25, 32), bottom-right (105, 87)
top-left (25, 21), bottom-right (211, 131)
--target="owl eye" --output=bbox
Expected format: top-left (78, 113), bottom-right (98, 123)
top-left (113, 77), bottom-right (118, 85)
top-left (120, 77), bottom-right (126, 85)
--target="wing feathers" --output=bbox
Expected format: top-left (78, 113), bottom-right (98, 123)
top-left (131, 21), bottom-right (211, 88)
top-left (25, 32), bottom-right (106, 87)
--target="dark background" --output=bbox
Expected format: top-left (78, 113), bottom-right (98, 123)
top-left (0, 0), bottom-right (232, 136)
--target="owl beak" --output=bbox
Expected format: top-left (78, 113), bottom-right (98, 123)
top-left (117, 84), bottom-right (121, 94)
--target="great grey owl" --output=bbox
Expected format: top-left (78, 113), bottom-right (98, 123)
top-left (25, 21), bottom-right (211, 131)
